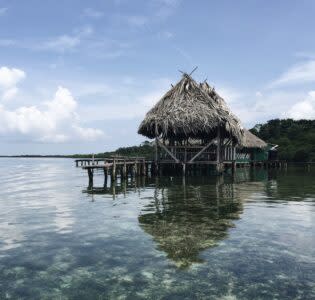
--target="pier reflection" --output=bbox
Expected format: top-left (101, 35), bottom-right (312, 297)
top-left (83, 169), bottom-right (268, 267)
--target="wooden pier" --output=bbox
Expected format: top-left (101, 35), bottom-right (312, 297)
top-left (77, 156), bottom-right (287, 188)
top-left (78, 157), bottom-right (154, 188)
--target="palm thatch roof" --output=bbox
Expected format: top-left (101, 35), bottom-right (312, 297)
top-left (138, 74), bottom-right (244, 143)
top-left (240, 129), bottom-right (267, 149)
top-left (200, 81), bottom-right (244, 143)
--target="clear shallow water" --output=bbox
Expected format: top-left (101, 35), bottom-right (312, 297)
top-left (0, 159), bottom-right (314, 300)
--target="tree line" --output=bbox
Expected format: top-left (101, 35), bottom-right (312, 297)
top-left (250, 119), bottom-right (315, 162)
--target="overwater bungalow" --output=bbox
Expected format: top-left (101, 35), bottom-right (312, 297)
top-left (138, 73), bottom-right (273, 175)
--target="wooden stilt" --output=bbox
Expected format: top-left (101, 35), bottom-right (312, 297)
top-left (122, 160), bottom-right (127, 179)
top-left (182, 163), bottom-right (186, 176)
top-left (216, 127), bottom-right (222, 173)
top-left (103, 168), bottom-right (108, 187)
top-left (111, 158), bottom-right (116, 181)
top-left (87, 168), bottom-right (93, 189)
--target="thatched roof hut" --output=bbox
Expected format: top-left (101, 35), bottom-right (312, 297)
top-left (240, 129), bottom-right (267, 149)
top-left (138, 74), bottom-right (244, 143)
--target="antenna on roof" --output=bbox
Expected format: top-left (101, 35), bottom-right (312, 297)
top-left (203, 78), bottom-right (208, 83)
top-left (178, 69), bottom-right (185, 74)
top-left (189, 66), bottom-right (198, 76)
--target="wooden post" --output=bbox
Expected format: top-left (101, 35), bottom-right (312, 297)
top-left (155, 121), bottom-right (159, 175)
top-left (87, 168), bottom-right (93, 189)
top-left (142, 159), bottom-right (146, 176)
top-left (133, 161), bottom-right (138, 177)
top-left (182, 163), bottom-right (186, 176)
top-left (216, 127), bottom-right (221, 173)
top-left (122, 160), bottom-right (127, 179)
top-left (112, 158), bottom-right (116, 181)
top-left (216, 128), bottom-right (221, 163)
top-left (103, 168), bottom-right (108, 187)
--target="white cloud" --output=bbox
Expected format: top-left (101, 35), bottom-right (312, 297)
top-left (270, 60), bottom-right (315, 87)
top-left (215, 86), bottom-right (243, 104)
top-left (286, 91), bottom-right (315, 119)
top-left (0, 7), bottom-right (8, 16)
top-left (83, 8), bottom-right (104, 19)
top-left (31, 26), bottom-right (94, 53)
top-left (0, 86), bottom-right (104, 143)
top-left (0, 67), bottom-right (26, 101)
top-left (0, 67), bottom-right (25, 89)
top-left (230, 90), bottom-right (306, 126)
top-left (37, 26), bottom-right (93, 52)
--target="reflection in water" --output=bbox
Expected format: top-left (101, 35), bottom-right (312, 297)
top-left (138, 176), bottom-right (244, 268)
top-left (1, 160), bottom-right (314, 299)
top-left (84, 170), bottom-right (268, 268)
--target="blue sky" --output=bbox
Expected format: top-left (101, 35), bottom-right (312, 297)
top-left (1, 0), bottom-right (315, 155)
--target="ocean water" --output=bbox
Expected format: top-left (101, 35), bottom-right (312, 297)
top-left (0, 158), bottom-right (314, 299)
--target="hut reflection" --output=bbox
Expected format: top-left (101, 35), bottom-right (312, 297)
top-left (83, 169), bottom-right (268, 267)
top-left (138, 176), bottom-right (245, 268)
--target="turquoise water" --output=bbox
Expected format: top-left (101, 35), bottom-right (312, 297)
top-left (0, 158), bottom-right (314, 299)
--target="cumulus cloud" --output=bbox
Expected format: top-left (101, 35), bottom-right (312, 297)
top-left (0, 67), bottom-right (26, 101)
top-left (286, 91), bottom-right (315, 119)
top-left (270, 60), bottom-right (315, 87)
top-left (0, 86), bottom-right (104, 142)
top-left (226, 90), bottom-right (305, 126)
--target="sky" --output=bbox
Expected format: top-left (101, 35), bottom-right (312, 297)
top-left (1, 0), bottom-right (315, 155)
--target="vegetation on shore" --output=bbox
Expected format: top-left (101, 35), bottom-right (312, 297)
top-left (251, 119), bottom-right (315, 162)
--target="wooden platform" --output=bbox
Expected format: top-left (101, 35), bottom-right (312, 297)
top-left (77, 156), bottom-right (287, 188)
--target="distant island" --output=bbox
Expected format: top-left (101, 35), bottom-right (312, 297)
top-left (1, 119), bottom-right (314, 162)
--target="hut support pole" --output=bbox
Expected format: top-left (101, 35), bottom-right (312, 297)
top-left (216, 128), bottom-right (222, 173)
top-left (232, 142), bottom-right (236, 174)
top-left (155, 122), bottom-right (159, 175)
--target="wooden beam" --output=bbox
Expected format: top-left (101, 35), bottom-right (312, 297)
top-left (157, 139), bottom-right (179, 163)
top-left (188, 138), bottom-right (216, 163)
